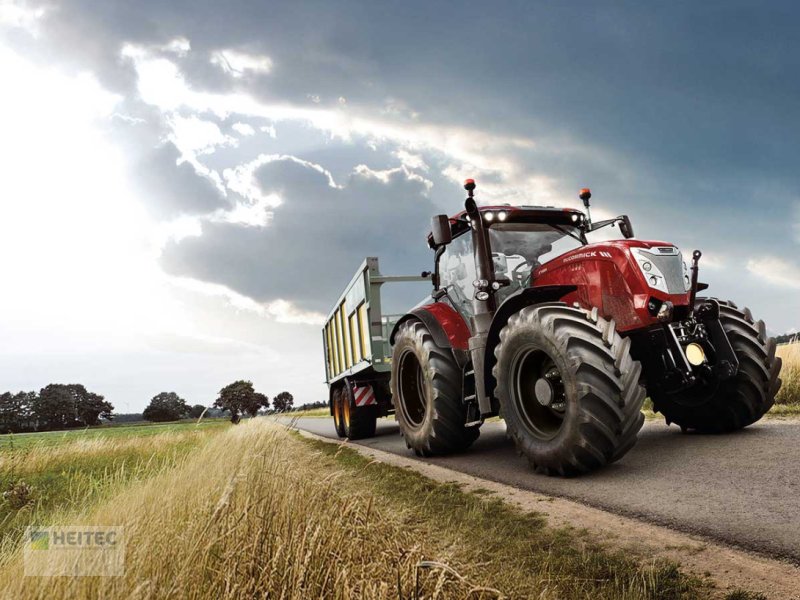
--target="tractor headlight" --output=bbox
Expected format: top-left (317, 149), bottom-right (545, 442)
top-left (631, 248), bottom-right (670, 294)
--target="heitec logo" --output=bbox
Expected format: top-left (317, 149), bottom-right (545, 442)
top-left (29, 530), bottom-right (49, 550)
top-left (24, 526), bottom-right (125, 576)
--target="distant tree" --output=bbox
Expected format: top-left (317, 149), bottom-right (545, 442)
top-left (143, 392), bottom-right (190, 422)
top-left (77, 391), bottom-right (114, 426)
top-left (0, 391), bottom-right (35, 433)
top-left (245, 393), bottom-right (269, 418)
top-left (272, 391), bottom-right (294, 413)
top-left (214, 381), bottom-right (268, 423)
top-left (188, 404), bottom-right (207, 419)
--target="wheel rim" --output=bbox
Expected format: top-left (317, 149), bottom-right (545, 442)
top-left (512, 347), bottom-right (567, 441)
top-left (343, 392), bottom-right (351, 428)
top-left (397, 349), bottom-right (427, 429)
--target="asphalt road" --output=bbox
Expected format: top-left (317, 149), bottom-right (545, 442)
top-left (291, 416), bottom-right (800, 563)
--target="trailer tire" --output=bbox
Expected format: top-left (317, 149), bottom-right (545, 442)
top-left (391, 320), bottom-right (479, 456)
top-left (332, 387), bottom-right (346, 438)
top-left (493, 303), bottom-right (646, 476)
top-left (342, 381), bottom-right (377, 440)
top-left (650, 300), bottom-right (782, 432)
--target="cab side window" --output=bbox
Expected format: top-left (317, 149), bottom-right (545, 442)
top-left (439, 232), bottom-right (477, 318)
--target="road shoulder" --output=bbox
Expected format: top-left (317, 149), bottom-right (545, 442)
top-left (294, 426), bottom-right (800, 600)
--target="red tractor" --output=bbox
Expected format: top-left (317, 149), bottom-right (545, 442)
top-left (323, 181), bottom-right (782, 476)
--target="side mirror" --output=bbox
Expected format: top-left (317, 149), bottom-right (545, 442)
top-left (619, 215), bottom-right (635, 239)
top-left (431, 214), bottom-right (452, 247)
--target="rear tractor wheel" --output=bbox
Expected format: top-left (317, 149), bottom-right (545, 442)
top-left (391, 320), bottom-right (479, 456)
top-left (493, 303), bottom-right (646, 476)
top-left (650, 299), bottom-right (782, 432)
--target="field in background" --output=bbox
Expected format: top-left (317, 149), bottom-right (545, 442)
top-left (0, 418), bottom-right (751, 599)
top-left (776, 342), bottom-right (800, 405)
top-left (0, 419), bottom-right (229, 558)
top-left (0, 419), bottom-right (229, 451)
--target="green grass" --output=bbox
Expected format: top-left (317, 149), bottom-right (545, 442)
top-left (0, 418), bottom-right (229, 452)
top-left (0, 419), bottom-right (230, 558)
top-left (299, 432), bottom-right (713, 599)
top-left (293, 407), bottom-right (330, 418)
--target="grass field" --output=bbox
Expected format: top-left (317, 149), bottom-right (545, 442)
top-left (0, 419), bottom-right (230, 560)
top-left (0, 417), bottom-right (766, 598)
top-left (0, 419), bottom-right (229, 451)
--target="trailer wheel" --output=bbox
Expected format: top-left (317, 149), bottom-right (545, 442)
top-left (332, 387), bottom-right (346, 438)
top-left (493, 303), bottom-right (646, 476)
top-left (650, 300), bottom-right (782, 432)
top-left (391, 320), bottom-right (479, 456)
top-left (342, 381), bottom-right (377, 440)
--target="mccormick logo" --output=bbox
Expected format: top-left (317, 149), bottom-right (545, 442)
top-left (561, 250), bottom-right (613, 263)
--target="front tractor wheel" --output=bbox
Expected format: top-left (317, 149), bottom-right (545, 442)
top-left (493, 303), bottom-right (646, 476)
top-left (651, 300), bottom-right (782, 433)
top-left (391, 320), bottom-right (479, 456)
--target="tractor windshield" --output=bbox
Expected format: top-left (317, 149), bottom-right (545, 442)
top-left (488, 222), bottom-right (584, 299)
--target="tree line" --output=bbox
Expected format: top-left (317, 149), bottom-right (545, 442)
top-left (0, 380), bottom-right (295, 434)
top-left (0, 384), bottom-right (113, 434)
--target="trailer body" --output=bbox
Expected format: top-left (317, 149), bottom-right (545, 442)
top-left (322, 257), bottom-right (426, 422)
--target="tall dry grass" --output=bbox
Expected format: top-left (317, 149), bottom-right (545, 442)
top-left (776, 343), bottom-right (800, 404)
top-left (0, 421), bottom-right (449, 599)
top-left (0, 420), bottom-right (707, 599)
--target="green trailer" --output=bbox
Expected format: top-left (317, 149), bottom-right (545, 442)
top-left (323, 257), bottom-right (428, 439)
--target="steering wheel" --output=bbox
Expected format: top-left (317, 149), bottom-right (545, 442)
top-left (512, 260), bottom-right (536, 283)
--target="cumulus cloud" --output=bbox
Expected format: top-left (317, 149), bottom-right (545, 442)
top-left (231, 122), bottom-right (255, 136)
top-left (161, 155), bottom-right (436, 312)
top-left (747, 257), bottom-right (800, 289)
top-left (210, 49), bottom-right (272, 78)
top-left (134, 142), bottom-right (229, 218)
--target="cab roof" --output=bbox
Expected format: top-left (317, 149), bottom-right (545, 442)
top-left (427, 205), bottom-right (587, 246)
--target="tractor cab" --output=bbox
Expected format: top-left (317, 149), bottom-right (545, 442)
top-left (426, 182), bottom-right (633, 323)
top-left (427, 206), bottom-right (588, 317)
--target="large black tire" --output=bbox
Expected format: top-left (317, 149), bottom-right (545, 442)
top-left (651, 299), bottom-right (782, 432)
top-left (493, 303), bottom-right (646, 476)
top-left (391, 320), bottom-right (479, 456)
top-left (342, 381), bottom-right (377, 440)
top-left (332, 387), bottom-right (346, 438)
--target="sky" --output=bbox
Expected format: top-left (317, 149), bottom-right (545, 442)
top-left (0, 1), bottom-right (798, 411)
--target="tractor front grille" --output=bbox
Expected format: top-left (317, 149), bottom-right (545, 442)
top-left (645, 250), bottom-right (686, 294)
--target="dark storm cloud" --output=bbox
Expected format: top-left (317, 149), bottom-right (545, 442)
top-left (7, 0), bottom-right (799, 329)
top-left (133, 142), bottom-right (229, 219)
top-left (160, 157), bottom-right (436, 313)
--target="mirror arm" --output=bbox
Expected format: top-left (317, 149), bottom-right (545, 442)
top-left (430, 245), bottom-right (446, 299)
top-left (588, 217), bottom-right (618, 231)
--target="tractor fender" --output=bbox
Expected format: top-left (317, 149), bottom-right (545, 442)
top-left (390, 303), bottom-right (470, 353)
top-left (483, 285), bottom-right (577, 399)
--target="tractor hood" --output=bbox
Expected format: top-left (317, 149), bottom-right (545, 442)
top-left (532, 239), bottom-right (693, 331)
